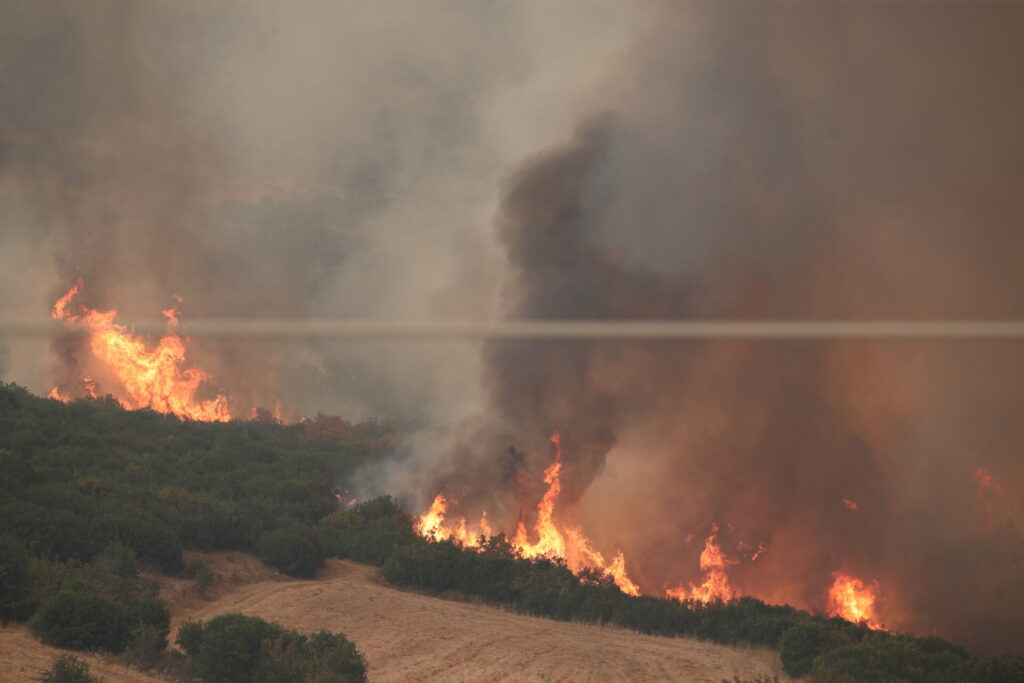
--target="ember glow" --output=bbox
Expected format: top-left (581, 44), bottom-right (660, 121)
top-left (416, 432), bottom-right (640, 595)
top-left (49, 280), bottom-right (231, 422)
top-left (827, 572), bottom-right (884, 631)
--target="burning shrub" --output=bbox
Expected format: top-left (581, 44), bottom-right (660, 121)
top-left (257, 526), bottom-right (323, 578)
top-left (177, 613), bottom-right (366, 683)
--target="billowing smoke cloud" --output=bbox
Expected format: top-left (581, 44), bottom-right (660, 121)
top-left (4, 0), bottom-right (1023, 655)
top-left (392, 2), bottom-right (1024, 654)
top-left (0, 0), bottom-right (631, 419)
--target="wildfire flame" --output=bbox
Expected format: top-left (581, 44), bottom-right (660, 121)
top-left (827, 571), bottom-right (884, 630)
top-left (415, 432), bottom-right (640, 595)
top-left (49, 280), bottom-right (231, 422)
top-left (666, 524), bottom-right (737, 604)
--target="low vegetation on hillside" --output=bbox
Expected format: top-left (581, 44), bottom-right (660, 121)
top-left (1, 383), bottom-right (1022, 682)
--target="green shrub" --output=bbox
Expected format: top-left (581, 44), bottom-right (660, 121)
top-left (0, 533), bottom-right (33, 622)
top-left (175, 620), bottom-right (204, 658)
top-left (775, 621), bottom-right (850, 678)
top-left (30, 591), bottom-right (133, 653)
top-left (318, 496), bottom-right (417, 566)
top-left (194, 613), bottom-right (284, 683)
top-left (127, 594), bottom-right (171, 650)
top-left (971, 654), bottom-right (1024, 683)
top-left (258, 527), bottom-right (323, 578)
top-left (90, 514), bottom-right (184, 575)
top-left (185, 560), bottom-right (215, 597)
top-left (34, 654), bottom-right (101, 683)
top-left (179, 613), bottom-right (367, 683)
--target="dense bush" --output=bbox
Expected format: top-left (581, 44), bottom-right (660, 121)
top-left (35, 654), bottom-right (101, 683)
top-left (177, 613), bottom-right (366, 683)
top-left (258, 526), bottom-right (324, 578)
top-left (779, 621), bottom-right (852, 677)
top-left (0, 533), bottom-right (33, 622)
top-left (0, 382), bottom-right (389, 582)
top-left (90, 513), bottom-right (184, 574)
top-left (318, 496), bottom-right (417, 566)
top-left (31, 591), bottom-right (134, 652)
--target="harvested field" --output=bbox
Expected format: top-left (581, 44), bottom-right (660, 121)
top-left (1, 552), bottom-right (789, 682)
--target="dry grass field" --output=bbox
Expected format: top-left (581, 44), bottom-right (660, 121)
top-left (1, 552), bottom-right (789, 682)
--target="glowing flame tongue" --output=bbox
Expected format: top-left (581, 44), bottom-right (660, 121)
top-left (415, 431), bottom-right (640, 595)
top-left (49, 280), bottom-right (230, 422)
top-left (666, 524), bottom-right (737, 604)
top-left (827, 571), bottom-right (884, 630)
top-left (513, 432), bottom-right (567, 559)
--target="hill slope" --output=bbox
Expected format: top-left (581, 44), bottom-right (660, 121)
top-left (169, 553), bottom-right (787, 682)
top-left (1, 551), bottom-right (787, 682)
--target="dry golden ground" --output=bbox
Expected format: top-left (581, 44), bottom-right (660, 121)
top-left (1, 552), bottom-right (790, 682)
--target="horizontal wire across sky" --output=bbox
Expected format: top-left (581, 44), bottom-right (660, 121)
top-left (4, 319), bottom-right (1024, 341)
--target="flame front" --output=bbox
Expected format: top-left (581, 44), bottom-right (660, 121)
top-left (49, 280), bottom-right (230, 422)
top-left (666, 524), bottom-right (737, 604)
top-left (416, 432), bottom-right (640, 595)
top-left (827, 571), bottom-right (884, 630)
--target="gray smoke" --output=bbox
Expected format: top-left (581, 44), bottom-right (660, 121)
top-left (396, 2), bottom-right (1024, 654)
top-left (0, 0), bottom-right (631, 419)
top-left (3, 0), bottom-right (1022, 655)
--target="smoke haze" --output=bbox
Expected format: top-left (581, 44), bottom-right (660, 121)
top-left (2, 0), bottom-right (1023, 654)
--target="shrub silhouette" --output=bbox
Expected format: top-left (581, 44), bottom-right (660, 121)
top-left (0, 533), bottom-right (33, 622)
top-left (31, 591), bottom-right (133, 652)
top-left (258, 527), bottom-right (323, 578)
top-left (178, 613), bottom-right (366, 683)
top-left (35, 654), bottom-right (100, 683)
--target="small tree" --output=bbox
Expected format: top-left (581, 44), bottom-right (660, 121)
top-left (35, 654), bottom-right (101, 683)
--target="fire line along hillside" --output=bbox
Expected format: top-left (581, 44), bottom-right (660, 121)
top-left (1, 383), bottom-right (1023, 682)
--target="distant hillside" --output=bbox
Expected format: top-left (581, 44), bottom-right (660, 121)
top-left (2, 385), bottom-right (1023, 682)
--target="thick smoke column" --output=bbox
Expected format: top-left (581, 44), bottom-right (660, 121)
top-left (0, 1), bottom-right (629, 418)
top-left (422, 2), bottom-right (1024, 654)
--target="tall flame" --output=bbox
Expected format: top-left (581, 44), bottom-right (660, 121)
top-left (416, 431), bottom-right (640, 596)
top-left (827, 571), bottom-right (884, 630)
top-left (666, 524), bottom-right (737, 604)
top-left (49, 280), bottom-right (231, 422)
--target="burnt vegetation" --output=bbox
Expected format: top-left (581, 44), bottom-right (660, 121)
top-left (0, 383), bottom-right (1021, 682)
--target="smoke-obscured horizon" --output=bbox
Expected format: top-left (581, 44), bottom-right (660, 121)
top-left (3, 1), bottom-right (1023, 654)
top-left (0, 0), bottom-right (632, 420)
top-left (376, 2), bottom-right (1024, 654)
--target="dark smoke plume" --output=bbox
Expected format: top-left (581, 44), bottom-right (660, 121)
top-left (416, 2), bottom-right (1024, 654)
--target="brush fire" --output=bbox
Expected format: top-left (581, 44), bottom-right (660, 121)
top-left (48, 280), bottom-right (230, 422)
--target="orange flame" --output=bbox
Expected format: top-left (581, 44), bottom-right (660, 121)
top-left (827, 571), bottom-right (884, 630)
top-left (513, 432), bottom-right (567, 560)
top-left (47, 386), bottom-right (69, 401)
top-left (49, 280), bottom-right (230, 422)
top-left (416, 431), bottom-right (640, 595)
top-left (842, 498), bottom-right (859, 511)
top-left (666, 524), bottom-right (737, 604)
